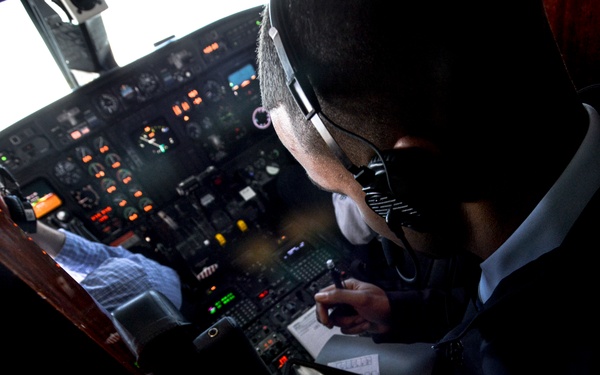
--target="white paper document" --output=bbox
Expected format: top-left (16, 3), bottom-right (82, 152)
top-left (287, 305), bottom-right (344, 358)
top-left (287, 306), bottom-right (381, 374)
top-left (328, 354), bottom-right (380, 375)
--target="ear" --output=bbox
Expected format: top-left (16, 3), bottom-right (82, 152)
top-left (392, 135), bottom-right (440, 154)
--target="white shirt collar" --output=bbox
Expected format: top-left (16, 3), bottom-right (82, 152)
top-left (478, 104), bottom-right (600, 303)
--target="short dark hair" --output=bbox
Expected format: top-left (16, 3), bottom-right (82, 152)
top-left (257, 0), bottom-right (587, 198)
top-left (257, 1), bottom-right (410, 161)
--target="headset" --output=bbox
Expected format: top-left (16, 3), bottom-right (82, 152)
top-left (0, 165), bottom-right (37, 233)
top-left (268, 0), bottom-right (452, 282)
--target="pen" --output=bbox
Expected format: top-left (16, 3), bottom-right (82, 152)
top-left (325, 259), bottom-right (356, 317)
top-left (327, 259), bottom-right (345, 289)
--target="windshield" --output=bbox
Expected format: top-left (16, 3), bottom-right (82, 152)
top-left (0, 0), bottom-right (264, 132)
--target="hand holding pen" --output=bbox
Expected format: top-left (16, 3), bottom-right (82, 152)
top-left (326, 259), bottom-right (357, 317)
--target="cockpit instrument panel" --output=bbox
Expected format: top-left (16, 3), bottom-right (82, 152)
top-left (0, 7), bottom-right (355, 374)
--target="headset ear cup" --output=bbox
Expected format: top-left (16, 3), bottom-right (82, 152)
top-left (3, 194), bottom-right (37, 233)
top-left (4, 194), bottom-right (26, 222)
top-left (362, 148), bottom-right (445, 233)
top-left (1, 165), bottom-right (37, 232)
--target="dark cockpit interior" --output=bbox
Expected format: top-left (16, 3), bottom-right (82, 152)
top-left (1, 0), bottom-right (599, 374)
top-left (1, 3), bottom-right (359, 373)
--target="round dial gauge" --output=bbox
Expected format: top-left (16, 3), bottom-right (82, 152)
top-left (186, 121), bottom-right (202, 139)
top-left (88, 162), bottom-right (106, 179)
top-left (137, 72), bottom-right (160, 97)
top-left (95, 92), bottom-right (120, 116)
top-left (93, 136), bottom-right (111, 154)
top-left (100, 178), bottom-right (118, 194)
top-left (105, 153), bottom-right (122, 169)
top-left (116, 168), bottom-right (133, 184)
top-left (72, 185), bottom-right (100, 209)
top-left (134, 123), bottom-right (178, 157)
top-left (112, 193), bottom-right (129, 207)
top-left (74, 145), bottom-right (93, 163)
top-left (54, 158), bottom-right (83, 186)
top-left (202, 80), bottom-right (226, 103)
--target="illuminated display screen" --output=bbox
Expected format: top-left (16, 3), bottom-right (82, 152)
top-left (22, 179), bottom-right (63, 218)
top-left (280, 240), bottom-right (313, 262)
top-left (228, 63), bottom-right (256, 92)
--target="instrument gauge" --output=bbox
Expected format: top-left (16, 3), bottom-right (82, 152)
top-left (202, 80), bottom-right (226, 103)
top-left (123, 207), bottom-right (140, 221)
top-left (74, 145), bottom-right (94, 164)
top-left (116, 168), bottom-right (133, 184)
top-left (88, 162), bottom-right (106, 179)
top-left (72, 185), bottom-right (100, 209)
top-left (186, 121), bottom-right (203, 139)
top-left (93, 136), bottom-right (110, 154)
top-left (100, 178), bottom-right (118, 194)
top-left (133, 121), bottom-right (178, 157)
top-left (137, 72), bottom-right (160, 97)
top-left (95, 92), bottom-right (120, 116)
top-left (54, 158), bottom-right (83, 186)
top-left (138, 197), bottom-right (154, 212)
top-left (105, 153), bottom-right (122, 169)
top-left (112, 193), bottom-right (129, 207)
top-left (128, 184), bottom-right (144, 198)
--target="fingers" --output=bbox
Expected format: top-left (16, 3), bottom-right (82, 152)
top-left (314, 286), bottom-right (360, 329)
top-left (314, 288), bottom-right (350, 328)
top-left (313, 279), bottom-right (391, 335)
top-left (315, 285), bottom-right (360, 309)
top-left (315, 299), bottom-right (333, 328)
top-left (319, 307), bottom-right (370, 335)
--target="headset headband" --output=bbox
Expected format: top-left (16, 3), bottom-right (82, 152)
top-left (268, 0), bottom-right (361, 174)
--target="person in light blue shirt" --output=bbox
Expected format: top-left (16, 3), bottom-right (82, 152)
top-left (28, 220), bottom-right (182, 313)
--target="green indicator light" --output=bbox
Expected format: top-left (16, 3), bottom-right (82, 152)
top-left (222, 292), bottom-right (236, 305)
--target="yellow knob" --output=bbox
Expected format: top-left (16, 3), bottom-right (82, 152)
top-left (237, 219), bottom-right (248, 232)
top-left (215, 233), bottom-right (226, 246)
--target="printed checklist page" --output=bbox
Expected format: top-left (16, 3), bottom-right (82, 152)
top-left (328, 354), bottom-right (380, 375)
top-left (287, 305), bottom-right (380, 375)
top-left (287, 305), bottom-right (343, 358)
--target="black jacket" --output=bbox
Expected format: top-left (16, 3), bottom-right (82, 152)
top-left (353, 237), bottom-right (481, 344)
top-left (432, 187), bottom-right (600, 374)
